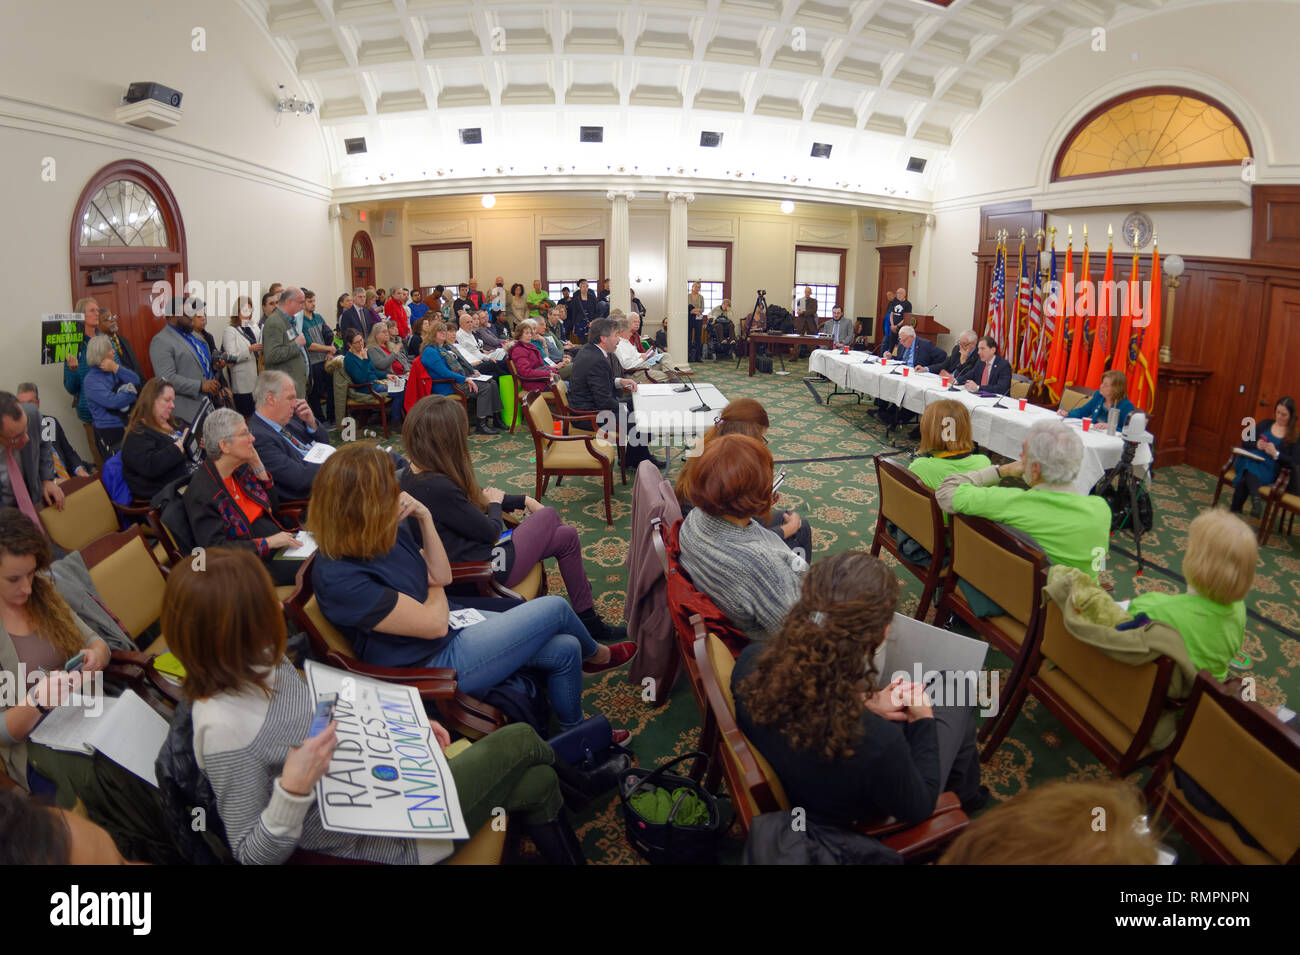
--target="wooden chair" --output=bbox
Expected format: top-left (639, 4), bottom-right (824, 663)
top-left (870, 455), bottom-right (949, 618)
top-left (1211, 453), bottom-right (1289, 541)
top-left (1259, 474), bottom-right (1298, 546)
top-left (1143, 672), bottom-right (1300, 864)
top-left (331, 362), bottom-right (392, 438)
top-left (80, 526), bottom-right (170, 656)
top-left (981, 595), bottom-right (1179, 776)
top-left (283, 557), bottom-right (507, 740)
top-left (505, 352), bottom-right (552, 435)
top-left (38, 474), bottom-right (120, 553)
top-left (1009, 377), bottom-right (1032, 400)
top-left (693, 632), bottom-right (969, 861)
top-left (522, 393), bottom-right (620, 526)
top-left (551, 378), bottom-right (628, 482)
top-left (1057, 387), bottom-right (1091, 413)
top-left (934, 514), bottom-right (1048, 740)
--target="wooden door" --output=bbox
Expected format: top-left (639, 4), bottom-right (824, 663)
top-left (73, 270), bottom-right (164, 379)
top-left (875, 245), bottom-right (911, 343)
top-left (1256, 283), bottom-right (1300, 419)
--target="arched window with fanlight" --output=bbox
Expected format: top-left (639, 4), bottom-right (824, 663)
top-left (351, 230), bottom-right (375, 290)
top-left (69, 161), bottom-right (187, 380)
top-left (1053, 87), bottom-right (1251, 182)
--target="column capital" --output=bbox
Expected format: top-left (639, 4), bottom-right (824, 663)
top-left (666, 191), bottom-right (696, 204)
top-left (606, 190), bottom-right (636, 202)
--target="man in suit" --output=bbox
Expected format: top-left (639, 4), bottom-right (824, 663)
top-left (248, 370), bottom-right (329, 500)
top-left (959, 336), bottom-right (1013, 396)
top-left (875, 326), bottom-right (947, 430)
top-left (931, 330), bottom-right (979, 378)
top-left (15, 383), bottom-right (89, 481)
top-left (262, 286), bottom-right (310, 398)
top-left (339, 287), bottom-right (374, 342)
top-left (149, 296), bottom-right (223, 425)
top-left (0, 391), bottom-right (63, 525)
top-left (819, 305), bottom-right (854, 348)
top-left (568, 318), bottom-right (663, 470)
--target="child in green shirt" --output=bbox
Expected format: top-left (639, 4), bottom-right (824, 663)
top-left (1128, 508), bottom-right (1256, 680)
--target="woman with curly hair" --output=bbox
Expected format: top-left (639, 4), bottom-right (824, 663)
top-left (731, 550), bottom-right (985, 827)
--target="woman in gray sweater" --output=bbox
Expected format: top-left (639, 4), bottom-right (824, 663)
top-left (677, 433), bottom-right (807, 642)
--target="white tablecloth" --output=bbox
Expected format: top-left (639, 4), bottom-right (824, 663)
top-left (631, 383), bottom-right (729, 445)
top-left (808, 349), bottom-right (1150, 495)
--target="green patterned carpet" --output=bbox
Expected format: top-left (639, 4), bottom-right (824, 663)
top-left (362, 355), bottom-right (1300, 864)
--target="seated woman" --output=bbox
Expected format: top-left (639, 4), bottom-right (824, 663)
top-left (167, 548), bottom-right (588, 865)
top-left (508, 321), bottom-right (555, 396)
top-left (675, 398), bottom-right (813, 558)
top-left (121, 378), bottom-right (197, 501)
top-left (677, 433), bottom-right (807, 642)
top-left (1229, 396), bottom-right (1296, 516)
top-left (343, 327), bottom-right (401, 424)
top-left (732, 550), bottom-right (985, 828)
top-left (83, 334), bottom-right (140, 458)
top-left (307, 444), bottom-right (634, 734)
top-left (420, 320), bottom-right (503, 436)
top-left (1058, 368), bottom-right (1136, 431)
top-left (0, 509), bottom-right (170, 860)
top-left (184, 408), bottom-right (300, 586)
top-left (400, 395), bottom-right (628, 642)
top-left (385, 319), bottom-right (413, 370)
top-left (405, 315), bottom-right (427, 362)
top-left (1129, 508), bottom-right (1255, 679)
top-left (890, 400), bottom-right (992, 565)
top-left (366, 322), bottom-right (405, 375)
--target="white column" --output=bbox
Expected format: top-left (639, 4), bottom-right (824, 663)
top-left (666, 191), bottom-right (694, 362)
top-left (606, 190), bottom-right (634, 317)
top-left (914, 213), bottom-right (936, 313)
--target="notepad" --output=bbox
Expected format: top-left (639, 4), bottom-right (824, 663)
top-left (279, 531), bottom-right (318, 560)
top-left (30, 690), bottom-right (169, 787)
top-left (304, 442), bottom-right (336, 464)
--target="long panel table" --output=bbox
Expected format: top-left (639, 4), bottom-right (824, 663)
top-left (631, 382), bottom-right (730, 470)
top-left (809, 349), bottom-right (1150, 495)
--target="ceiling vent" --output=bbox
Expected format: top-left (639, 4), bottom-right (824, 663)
top-left (459, 127), bottom-right (483, 145)
top-left (906, 156), bottom-right (927, 173)
top-left (344, 137), bottom-right (367, 155)
top-left (810, 142), bottom-right (832, 158)
top-left (579, 125), bottom-right (604, 143)
top-left (700, 131), bottom-right (723, 147)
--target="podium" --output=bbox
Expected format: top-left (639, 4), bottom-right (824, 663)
top-left (906, 313), bottom-right (948, 344)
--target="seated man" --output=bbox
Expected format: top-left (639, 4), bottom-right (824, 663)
top-left (872, 326), bottom-right (946, 430)
top-left (15, 382), bottom-right (90, 481)
top-left (818, 306), bottom-right (854, 348)
top-left (957, 336), bottom-right (1012, 396)
top-left (247, 370), bottom-right (330, 500)
top-left (612, 312), bottom-right (672, 380)
top-left (935, 419), bottom-right (1111, 579)
top-left (454, 312), bottom-right (510, 377)
top-left (568, 317), bottom-right (662, 470)
top-left (932, 330), bottom-right (979, 379)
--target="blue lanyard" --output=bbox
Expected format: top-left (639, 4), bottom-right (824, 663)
top-left (174, 324), bottom-right (211, 377)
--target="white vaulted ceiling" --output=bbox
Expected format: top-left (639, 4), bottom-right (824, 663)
top-left (238, 0), bottom-right (1207, 205)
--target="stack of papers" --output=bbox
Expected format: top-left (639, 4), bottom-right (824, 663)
top-left (30, 690), bottom-right (169, 787)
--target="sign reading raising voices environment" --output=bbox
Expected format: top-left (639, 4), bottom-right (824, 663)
top-left (304, 661), bottom-right (468, 840)
top-left (42, 314), bottom-right (84, 365)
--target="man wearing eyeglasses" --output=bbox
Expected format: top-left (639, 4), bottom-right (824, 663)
top-left (0, 391), bottom-right (63, 524)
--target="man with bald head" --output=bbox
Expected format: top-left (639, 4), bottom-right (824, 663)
top-left (262, 285), bottom-right (310, 397)
top-left (889, 287), bottom-right (913, 339)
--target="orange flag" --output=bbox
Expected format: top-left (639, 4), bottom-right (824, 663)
top-left (1110, 252), bottom-right (1138, 375)
top-left (1084, 238), bottom-right (1114, 390)
top-left (1132, 245), bottom-right (1161, 410)
top-left (1065, 241), bottom-right (1090, 387)
top-left (1043, 240), bottom-right (1071, 403)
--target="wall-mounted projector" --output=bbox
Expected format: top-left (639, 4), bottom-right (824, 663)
top-left (125, 82), bottom-right (183, 108)
top-left (117, 82), bottom-right (183, 130)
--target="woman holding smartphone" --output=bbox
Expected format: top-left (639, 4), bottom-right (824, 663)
top-left (120, 378), bottom-right (197, 501)
top-left (169, 548), bottom-right (589, 864)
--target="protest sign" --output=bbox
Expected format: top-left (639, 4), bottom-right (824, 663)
top-left (42, 314), bottom-right (84, 365)
top-left (305, 661), bottom-right (468, 840)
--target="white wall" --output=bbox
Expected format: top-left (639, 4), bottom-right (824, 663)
top-left (0, 0), bottom-right (335, 457)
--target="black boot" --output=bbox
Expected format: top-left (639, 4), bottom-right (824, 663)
top-left (579, 607), bottom-right (628, 642)
top-left (475, 419), bottom-right (500, 435)
top-left (528, 814), bottom-right (587, 865)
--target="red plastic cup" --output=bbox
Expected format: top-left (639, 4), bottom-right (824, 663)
top-left (882, 357), bottom-right (888, 366)
top-left (1018, 398), bottom-right (1027, 411)
top-left (941, 373), bottom-right (950, 388)
top-left (553, 421), bottom-right (563, 436)
top-left (842, 345), bottom-right (849, 355)
top-left (1081, 418), bottom-right (1092, 432)
top-left (902, 366), bottom-right (910, 377)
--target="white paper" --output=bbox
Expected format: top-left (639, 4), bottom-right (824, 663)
top-left (304, 442), bottom-right (336, 464)
top-left (87, 690), bottom-right (169, 787)
top-left (447, 608), bottom-right (487, 629)
top-left (281, 531), bottom-right (318, 559)
top-left (469, 374), bottom-right (492, 382)
top-left (1232, 448), bottom-right (1268, 462)
top-left (876, 613), bottom-right (990, 687)
top-left (29, 695), bottom-right (110, 755)
top-left (305, 661), bottom-right (467, 841)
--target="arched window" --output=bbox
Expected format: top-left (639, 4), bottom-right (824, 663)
top-left (351, 230), bottom-right (375, 289)
top-left (69, 161), bottom-right (187, 380)
top-left (1053, 87), bottom-right (1251, 182)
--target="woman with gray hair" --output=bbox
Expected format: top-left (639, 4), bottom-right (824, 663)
top-left (82, 333), bottom-right (140, 457)
top-left (183, 407), bottom-right (300, 585)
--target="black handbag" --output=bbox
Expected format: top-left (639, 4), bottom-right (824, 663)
top-left (548, 715), bottom-right (632, 806)
top-left (756, 355), bottom-right (774, 374)
top-left (620, 751), bottom-right (725, 865)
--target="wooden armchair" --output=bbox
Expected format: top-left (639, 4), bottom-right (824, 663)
top-left (79, 526), bottom-right (169, 656)
top-left (39, 473), bottom-right (120, 553)
top-left (551, 378), bottom-right (627, 482)
top-left (505, 352), bottom-right (554, 435)
top-left (283, 557), bottom-right (507, 740)
top-left (694, 633), bottom-right (969, 861)
top-left (331, 361), bottom-right (392, 438)
top-left (1143, 672), bottom-right (1300, 864)
top-left (1057, 387), bottom-right (1092, 413)
top-left (870, 455), bottom-right (949, 618)
top-left (982, 595), bottom-right (1180, 776)
top-left (1211, 451), bottom-right (1290, 541)
top-left (522, 393), bottom-right (620, 526)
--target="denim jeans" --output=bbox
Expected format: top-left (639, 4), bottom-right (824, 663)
top-left (430, 595), bottom-right (598, 728)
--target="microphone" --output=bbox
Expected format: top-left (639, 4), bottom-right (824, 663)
top-left (674, 366), bottom-right (713, 413)
top-left (663, 366), bottom-right (692, 393)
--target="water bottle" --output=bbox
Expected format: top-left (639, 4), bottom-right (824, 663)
top-left (1107, 406), bottom-right (1120, 435)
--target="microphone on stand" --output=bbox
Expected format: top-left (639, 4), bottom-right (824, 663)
top-left (673, 366), bottom-right (713, 414)
top-left (663, 365), bottom-right (692, 394)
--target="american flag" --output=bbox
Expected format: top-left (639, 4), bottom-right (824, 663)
top-left (1033, 246), bottom-right (1058, 386)
top-left (1013, 244), bottom-right (1032, 373)
top-left (986, 244), bottom-right (1007, 353)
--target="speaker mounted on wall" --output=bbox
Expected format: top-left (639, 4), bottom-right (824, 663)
top-left (381, 209), bottom-right (398, 236)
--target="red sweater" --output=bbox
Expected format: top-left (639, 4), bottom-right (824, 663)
top-left (384, 298), bottom-right (411, 337)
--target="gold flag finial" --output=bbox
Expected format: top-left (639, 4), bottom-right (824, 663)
top-left (1107, 223), bottom-right (1113, 240)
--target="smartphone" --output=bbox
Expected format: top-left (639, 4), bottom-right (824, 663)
top-left (308, 693), bottom-right (337, 737)
top-left (772, 468), bottom-right (787, 493)
top-left (64, 651), bottom-right (86, 672)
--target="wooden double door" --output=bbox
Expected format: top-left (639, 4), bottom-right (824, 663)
top-left (73, 268), bottom-right (170, 380)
